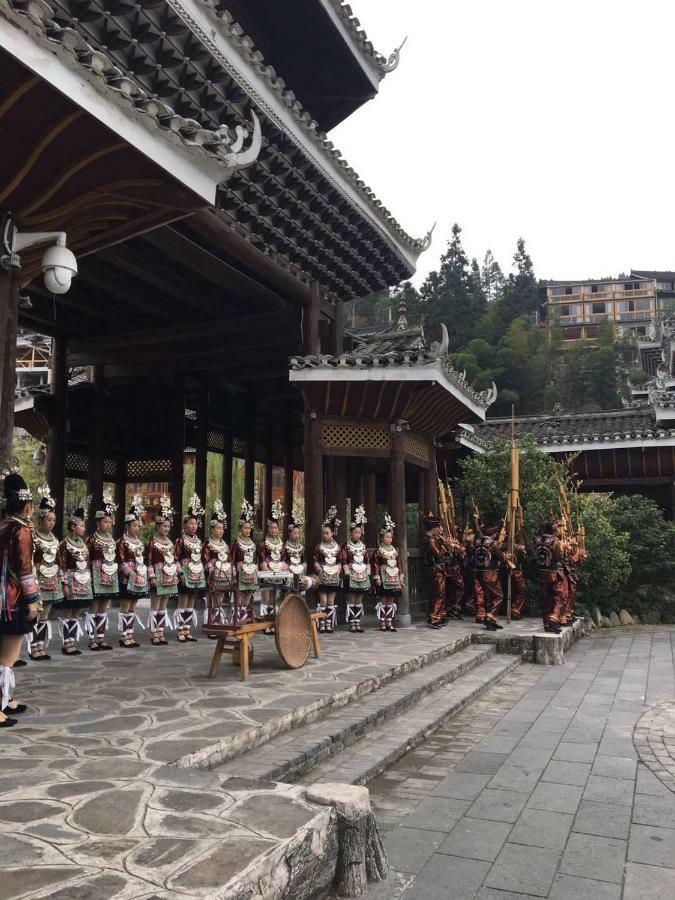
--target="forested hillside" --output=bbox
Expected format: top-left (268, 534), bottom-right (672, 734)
top-left (353, 225), bottom-right (634, 416)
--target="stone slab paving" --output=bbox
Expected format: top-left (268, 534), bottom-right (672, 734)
top-left (365, 627), bottom-right (675, 899)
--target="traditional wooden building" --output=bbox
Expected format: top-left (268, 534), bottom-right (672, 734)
top-left (1, 0), bottom-right (492, 622)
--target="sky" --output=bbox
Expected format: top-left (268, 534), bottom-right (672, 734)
top-left (331, 0), bottom-right (675, 286)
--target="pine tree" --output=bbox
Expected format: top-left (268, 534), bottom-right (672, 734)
top-left (497, 238), bottom-right (540, 330)
top-left (481, 249), bottom-right (505, 302)
top-left (418, 224), bottom-right (486, 352)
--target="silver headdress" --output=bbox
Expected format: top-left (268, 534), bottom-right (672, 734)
top-left (95, 489), bottom-right (118, 520)
top-left (155, 494), bottom-right (175, 524)
top-left (381, 513), bottom-right (396, 534)
top-left (210, 499), bottom-right (228, 527)
top-left (323, 505), bottom-right (341, 533)
top-left (185, 492), bottom-right (206, 521)
top-left (2, 468), bottom-right (32, 504)
top-left (351, 504), bottom-right (367, 530)
top-left (268, 498), bottom-right (284, 525)
top-left (69, 494), bottom-right (92, 526)
top-left (288, 510), bottom-right (305, 531)
top-left (37, 484), bottom-right (56, 516)
top-left (239, 498), bottom-right (254, 526)
top-left (125, 493), bottom-right (145, 524)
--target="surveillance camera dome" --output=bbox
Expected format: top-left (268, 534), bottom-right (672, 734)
top-left (41, 243), bottom-right (77, 295)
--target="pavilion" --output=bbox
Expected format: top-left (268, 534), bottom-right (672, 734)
top-left (1, 0), bottom-right (492, 623)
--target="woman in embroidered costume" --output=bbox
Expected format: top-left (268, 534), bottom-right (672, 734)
top-left (312, 506), bottom-right (341, 634)
top-left (174, 493), bottom-right (206, 643)
top-left (202, 500), bottom-right (233, 630)
top-left (58, 498), bottom-right (93, 655)
top-left (285, 513), bottom-right (308, 593)
top-left (342, 505), bottom-right (371, 634)
top-left (29, 485), bottom-right (62, 660)
top-left (258, 499), bottom-right (291, 634)
top-left (116, 495), bottom-right (148, 648)
top-left (146, 495), bottom-right (181, 646)
top-left (0, 472), bottom-right (39, 727)
top-left (232, 499), bottom-right (258, 624)
top-left (85, 491), bottom-right (119, 651)
top-left (373, 513), bottom-right (403, 632)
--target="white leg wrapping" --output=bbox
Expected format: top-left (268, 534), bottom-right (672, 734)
top-left (326, 605), bottom-right (337, 628)
top-left (118, 613), bottom-right (126, 634)
top-left (84, 612), bottom-right (96, 637)
top-left (183, 608), bottom-right (197, 628)
top-left (375, 602), bottom-right (385, 621)
top-left (172, 609), bottom-right (183, 630)
top-left (0, 666), bottom-right (16, 709)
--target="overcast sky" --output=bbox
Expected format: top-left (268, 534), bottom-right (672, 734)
top-left (331, 0), bottom-right (674, 286)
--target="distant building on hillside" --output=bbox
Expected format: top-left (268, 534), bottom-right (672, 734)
top-left (540, 270), bottom-right (675, 343)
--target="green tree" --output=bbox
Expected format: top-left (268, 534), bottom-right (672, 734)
top-left (481, 249), bottom-right (505, 302)
top-left (608, 494), bottom-right (675, 603)
top-left (575, 493), bottom-right (631, 607)
top-left (496, 238), bottom-right (539, 330)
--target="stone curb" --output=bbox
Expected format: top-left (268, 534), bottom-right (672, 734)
top-left (177, 634), bottom-right (473, 770)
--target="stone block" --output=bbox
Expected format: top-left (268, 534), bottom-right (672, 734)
top-left (618, 609), bottom-right (634, 626)
top-left (608, 611), bottom-right (621, 628)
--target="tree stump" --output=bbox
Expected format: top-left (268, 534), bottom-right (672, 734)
top-left (533, 633), bottom-right (565, 666)
top-left (304, 782), bottom-right (389, 897)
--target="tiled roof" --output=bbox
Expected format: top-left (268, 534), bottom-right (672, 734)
top-left (631, 270), bottom-right (675, 281)
top-left (476, 407), bottom-right (675, 446)
top-left (3, 0), bottom-right (261, 172)
top-left (290, 321), bottom-right (497, 410)
top-left (325, 1), bottom-right (404, 78)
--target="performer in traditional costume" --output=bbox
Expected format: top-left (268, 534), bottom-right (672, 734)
top-left (146, 495), bottom-right (181, 646)
top-left (342, 505), bottom-right (371, 633)
top-left (561, 538), bottom-right (586, 627)
top-left (508, 541), bottom-right (527, 621)
top-left (86, 490), bottom-right (119, 651)
top-left (285, 513), bottom-right (308, 592)
top-left (373, 513), bottom-right (403, 632)
top-left (0, 472), bottom-right (39, 726)
top-left (474, 526), bottom-right (507, 630)
top-left (443, 526), bottom-right (465, 620)
top-left (58, 498), bottom-right (93, 655)
top-left (460, 522), bottom-right (482, 618)
top-left (232, 499), bottom-right (258, 623)
top-left (116, 494), bottom-right (148, 648)
top-left (313, 506), bottom-right (341, 633)
top-left (202, 500), bottom-right (233, 630)
top-left (29, 485), bottom-right (62, 661)
top-left (258, 500), bottom-right (292, 634)
top-left (423, 511), bottom-right (446, 628)
top-left (174, 493), bottom-right (206, 643)
top-left (534, 518), bottom-right (567, 634)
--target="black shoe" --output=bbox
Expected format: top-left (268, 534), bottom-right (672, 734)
top-left (427, 622), bottom-right (442, 629)
top-left (485, 621), bottom-right (503, 631)
top-left (62, 646), bottom-right (82, 656)
top-left (3, 702), bottom-right (27, 715)
top-left (0, 716), bottom-right (17, 728)
top-left (545, 624), bottom-right (562, 635)
top-left (12, 659), bottom-right (28, 668)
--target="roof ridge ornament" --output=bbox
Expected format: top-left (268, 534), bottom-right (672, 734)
top-left (382, 35), bottom-right (408, 73)
top-left (430, 323), bottom-right (449, 358)
top-left (419, 222), bottom-right (436, 252)
top-left (396, 300), bottom-right (408, 331)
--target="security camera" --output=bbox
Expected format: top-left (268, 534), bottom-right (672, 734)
top-left (41, 236), bottom-right (78, 295)
top-left (1, 216), bottom-right (77, 295)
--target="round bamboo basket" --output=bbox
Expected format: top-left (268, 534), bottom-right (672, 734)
top-left (275, 593), bottom-right (312, 669)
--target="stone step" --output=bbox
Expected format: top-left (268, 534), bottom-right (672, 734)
top-left (215, 644), bottom-right (499, 783)
top-left (179, 631), bottom-right (475, 770)
top-left (300, 653), bottom-right (521, 787)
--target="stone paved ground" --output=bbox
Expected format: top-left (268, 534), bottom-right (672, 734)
top-left (365, 627), bottom-right (675, 899)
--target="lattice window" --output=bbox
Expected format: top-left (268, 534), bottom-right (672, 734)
top-left (103, 459), bottom-right (117, 478)
top-left (65, 452), bottom-right (88, 475)
top-left (233, 437), bottom-right (247, 456)
top-left (126, 459), bottom-right (172, 479)
top-left (208, 430), bottom-right (225, 452)
top-left (402, 433), bottom-right (430, 467)
top-left (321, 422), bottom-right (391, 451)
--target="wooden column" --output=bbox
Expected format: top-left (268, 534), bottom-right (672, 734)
top-left (364, 466), bottom-right (377, 548)
top-left (86, 365), bottom-right (105, 532)
top-left (390, 427), bottom-right (410, 625)
top-left (170, 375), bottom-right (185, 529)
top-left (283, 426), bottom-right (294, 524)
top-left (245, 421), bottom-right (255, 506)
top-left (425, 441), bottom-right (438, 517)
top-left (325, 456), bottom-right (347, 543)
top-left (222, 433), bottom-right (233, 542)
top-left (0, 270), bottom-right (18, 465)
top-left (331, 299), bottom-right (344, 356)
top-left (46, 334), bottom-right (66, 535)
top-left (306, 280), bottom-right (321, 356)
top-left (303, 409), bottom-right (323, 547)
top-left (194, 374), bottom-right (208, 510)
top-left (263, 443), bottom-right (273, 527)
top-left (114, 460), bottom-right (126, 538)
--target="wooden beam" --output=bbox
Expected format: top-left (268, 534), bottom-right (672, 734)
top-left (170, 375), bottom-right (185, 529)
top-left (306, 280), bottom-right (321, 355)
top-left (86, 365), bottom-right (105, 532)
top-left (194, 373), bottom-right (208, 516)
top-left (222, 432), bottom-right (233, 543)
top-left (283, 416), bottom-right (294, 526)
top-left (331, 299), bottom-right (345, 356)
top-left (304, 409), bottom-right (323, 550)
top-left (425, 441), bottom-right (438, 516)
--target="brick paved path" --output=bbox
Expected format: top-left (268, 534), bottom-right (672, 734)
top-left (366, 628), bottom-right (675, 899)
